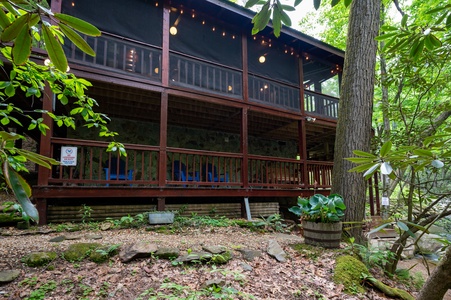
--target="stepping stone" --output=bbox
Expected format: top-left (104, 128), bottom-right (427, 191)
top-left (85, 234), bottom-right (103, 240)
top-left (0, 270), bottom-right (20, 283)
top-left (237, 249), bottom-right (262, 261)
top-left (267, 239), bottom-right (286, 262)
top-left (202, 245), bottom-right (227, 254)
top-left (49, 236), bottom-right (65, 243)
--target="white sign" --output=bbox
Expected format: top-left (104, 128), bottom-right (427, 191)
top-left (381, 197), bottom-right (390, 206)
top-left (60, 146), bottom-right (77, 166)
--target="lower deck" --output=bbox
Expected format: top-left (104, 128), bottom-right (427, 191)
top-left (33, 137), bottom-right (334, 223)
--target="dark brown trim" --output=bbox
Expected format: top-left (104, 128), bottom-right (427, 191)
top-left (241, 108), bottom-right (249, 188)
top-left (162, 1), bottom-right (170, 86)
top-left (37, 84), bottom-right (53, 186)
top-left (159, 91), bottom-right (168, 187)
top-left (33, 185), bottom-right (319, 198)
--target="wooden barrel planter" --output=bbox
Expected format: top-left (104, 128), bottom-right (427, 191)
top-left (302, 221), bottom-right (343, 248)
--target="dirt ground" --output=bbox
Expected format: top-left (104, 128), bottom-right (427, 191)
top-left (0, 224), bottom-right (434, 300)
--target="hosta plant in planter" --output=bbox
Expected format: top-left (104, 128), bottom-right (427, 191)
top-left (289, 194), bottom-right (346, 248)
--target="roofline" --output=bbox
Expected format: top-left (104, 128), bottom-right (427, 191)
top-left (205, 0), bottom-right (345, 59)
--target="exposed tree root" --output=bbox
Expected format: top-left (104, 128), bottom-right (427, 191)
top-left (366, 277), bottom-right (414, 300)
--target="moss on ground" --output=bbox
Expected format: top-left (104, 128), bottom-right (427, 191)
top-left (63, 243), bottom-right (101, 262)
top-left (333, 255), bottom-right (368, 294)
top-left (22, 251), bottom-right (58, 267)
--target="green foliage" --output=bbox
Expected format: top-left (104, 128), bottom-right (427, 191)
top-left (0, 2), bottom-right (126, 222)
top-left (173, 214), bottom-right (237, 228)
top-left (106, 212), bottom-right (148, 228)
top-left (136, 279), bottom-right (255, 300)
top-left (289, 194), bottom-right (346, 223)
top-left (250, 213), bottom-right (289, 232)
top-left (79, 204), bottom-right (93, 224)
top-left (245, 0), bottom-right (352, 37)
top-left (346, 239), bottom-right (396, 270)
top-left (22, 279), bottom-right (57, 300)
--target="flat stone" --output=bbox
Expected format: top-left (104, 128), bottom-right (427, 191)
top-left (154, 247), bottom-right (179, 259)
top-left (202, 278), bottom-right (226, 289)
top-left (85, 234), bottom-right (103, 240)
top-left (49, 236), bottom-right (66, 243)
top-left (119, 241), bottom-right (158, 263)
top-left (240, 262), bottom-right (253, 272)
top-left (237, 249), bottom-right (262, 261)
top-left (267, 239), bottom-right (286, 262)
top-left (202, 245), bottom-right (227, 254)
top-left (65, 234), bottom-right (83, 240)
top-left (100, 222), bottom-right (112, 231)
top-left (0, 270), bottom-right (20, 283)
top-left (174, 252), bottom-right (212, 263)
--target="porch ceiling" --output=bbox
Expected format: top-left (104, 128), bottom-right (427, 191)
top-left (84, 82), bottom-right (335, 147)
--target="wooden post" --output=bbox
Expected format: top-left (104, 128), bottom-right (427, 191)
top-left (157, 197), bottom-right (166, 211)
top-left (241, 108), bottom-right (248, 188)
top-left (161, 1), bottom-right (170, 87)
top-left (159, 91), bottom-right (168, 187)
top-left (298, 57), bottom-right (308, 187)
top-left (242, 34), bottom-right (248, 103)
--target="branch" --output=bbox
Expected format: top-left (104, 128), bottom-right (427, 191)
top-left (421, 110), bottom-right (451, 138)
top-left (392, 0), bottom-right (406, 16)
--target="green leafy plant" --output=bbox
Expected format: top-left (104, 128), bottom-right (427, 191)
top-left (289, 194), bottom-right (346, 223)
top-left (25, 280), bottom-right (57, 300)
top-left (80, 204), bottom-right (93, 224)
top-left (252, 213), bottom-right (288, 232)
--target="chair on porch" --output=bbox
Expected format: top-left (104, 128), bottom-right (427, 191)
top-left (173, 160), bottom-right (200, 184)
top-left (103, 158), bottom-right (133, 186)
top-left (203, 163), bottom-right (229, 183)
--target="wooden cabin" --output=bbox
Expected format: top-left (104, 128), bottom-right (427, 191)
top-left (30, 0), bottom-right (346, 224)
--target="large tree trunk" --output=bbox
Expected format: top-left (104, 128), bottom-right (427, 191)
top-left (417, 246), bottom-right (451, 300)
top-left (331, 0), bottom-right (381, 242)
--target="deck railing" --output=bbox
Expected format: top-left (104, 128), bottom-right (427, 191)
top-left (64, 32), bottom-right (162, 81)
top-left (62, 32), bottom-right (340, 119)
top-left (48, 138), bottom-right (332, 189)
top-left (307, 161), bottom-right (333, 188)
top-left (304, 90), bottom-right (339, 119)
top-left (248, 155), bottom-right (303, 188)
top-left (167, 148), bottom-right (242, 187)
top-left (249, 74), bottom-right (300, 111)
top-left (50, 138), bottom-right (159, 186)
top-left (169, 52), bottom-right (243, 98)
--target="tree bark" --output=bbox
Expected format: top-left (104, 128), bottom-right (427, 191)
top-left (331, 0), bottom-right (381, 242)
top-left (417, 246), bottom-right (451, 300)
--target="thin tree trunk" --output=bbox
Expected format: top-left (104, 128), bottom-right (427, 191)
top-left (331, 0), bottom-right (381, 243)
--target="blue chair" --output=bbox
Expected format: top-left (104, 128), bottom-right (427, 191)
top-left (103, 158), bottom-right (133, 186)
top-left (173, 160), bottom-right (200, 184)
top-left (203, 163), bottom-right (229, 183)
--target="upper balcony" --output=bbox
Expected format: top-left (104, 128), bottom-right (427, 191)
top-left (59, 0), bottom-right (342, 120)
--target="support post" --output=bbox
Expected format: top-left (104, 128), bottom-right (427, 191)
top-left (158, 91), bottom-right (168, 187)
top-left (243, 197), bottom-right (251, 221)
top-left (157, 197), bottom-right (166, 211)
